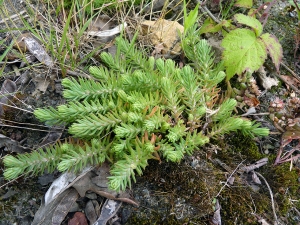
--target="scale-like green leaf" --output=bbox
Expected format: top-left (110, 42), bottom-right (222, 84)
top-left (235, 0), bottom-right (253, 8)
top-left (260, 33), bottom-right (283, 72)
top-left (221, 28), bottom-right (267, 80)
top-left (3, 35), bottom-right (270, 191)
top-left (234, 14), bottom-right (262, 37)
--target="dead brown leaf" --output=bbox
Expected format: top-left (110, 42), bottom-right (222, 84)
top-left (282, 123), bottom-right (300, 146)
top-left (141, 19), bottom-right (184, 55)
top-left (68, 212), bottom-right (88, 225)
top-left (0, 79), bottom-right (17, 116)
top-left (281, 75), bottom-right (300, 89)
top-left (52, 188), bottom-right (79, 225)
top-left (244, 96), bottom-right (260, 107)
top-left (85, 200), bottom-right (98, 224)
top-left (32, 188), bottom-right (78, 225)
top-left (72, 164), bottom-right (138, 206)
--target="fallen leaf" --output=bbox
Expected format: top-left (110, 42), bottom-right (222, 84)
top-left (88, 15), bottom-right (114, 32)
top-left (86, 22), bottom-right (127, 38)
top-left (39, 128), bottom-right (64, 147)
top-left (12, 33), bottom-right (49, 65)
top-left (280, 75), bottom-right (300, 89)
top-left (256, 66), bottom-right (278, 90)
top-left (151, 43), bottom-right (164, 56)
top-left (72, 164), bottom-right (138, 206)
top-left (13, 33), bottom-right (33, 52)
top-left (241, 107), bottom-right (256, 116)
top-left (91, 162), bottom-right (111, 189)
top-left (68, 212), bottom-right (88, 225)
top-left (52, 188), bottom-right (79, 225)
top-left (23, 35), bottom-right (54, 67)
top-left (35, 165), bottom-right (138, 225)
top-left (44, 172), bottom-right (77, 206)
top-left (282, 123), bottom-right (300, 146)
top-left (227, 176), bottom-right (235, 185)
top-left (32, 188), bottom-right (77, 225)
top-left (0, 134), bottom-right (29, 153)
top-left (141, 19), bottom-right (184, 55)
top-left (251, 172), bottom-right (261, 184)
top-left (210, 199), bottom-right (221, 225)
top-left (257, 218), bottom-right (271, 225)
top-left (44, 167), bottom-right (92, 205)
top-left (240, 158), bottom-right (268, 173)
top-left (87, 15), bottom-right (116, 43)
top-left (94, 199), bottom-right (122, 225)
top-left (85, 200), bottom-right (98, 224)
top-left (0, 79), bottom-right (17, 116)
top-left (31, 77), bottom-right (50, 95)
top-left (244, 96), bottom-right (260, 107)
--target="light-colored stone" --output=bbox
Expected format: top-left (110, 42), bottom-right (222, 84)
top-left (141, 19), bottom-right (184, 55)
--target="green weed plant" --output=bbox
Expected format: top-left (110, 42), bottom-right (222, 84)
top-left (199, 3), bottom-right (283, 81)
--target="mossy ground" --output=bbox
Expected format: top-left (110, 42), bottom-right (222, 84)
top-left (122, 133), bottom-right (300, 224)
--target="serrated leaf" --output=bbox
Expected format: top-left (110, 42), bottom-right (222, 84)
top-left (260, 33), bottom-right (283, 72)
top-left (234, 14), bottom-right (262, 37)
top-left (221, 28), bottom-right (267, 80)
top-left (199, 18), bottom-right (231, 34)
top-left (235, 0), bottom-right (253, 8)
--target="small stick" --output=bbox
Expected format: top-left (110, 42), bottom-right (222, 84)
top-left (255, 172), bottom-right (279, 224)
top-left (0, 124), bottom-right (54, 132)
top-left (0, 174), bottom-right (24, 189)
top-left (214, 159), bottom-right (245, 197)
top-left (273, 73), bottom-right (300, 95)
top-left (0, 10), bottom-right (28, 24)
top-left (293, 0), bottom-right (300, 13)
top-left (280, 62), bottom-right (300, 83)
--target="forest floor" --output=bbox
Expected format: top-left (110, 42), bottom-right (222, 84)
top-left (0, 0), bottom-right (300, 224)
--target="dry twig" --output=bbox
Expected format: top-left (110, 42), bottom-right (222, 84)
top-left (255, 172), bottom-right (279, 224)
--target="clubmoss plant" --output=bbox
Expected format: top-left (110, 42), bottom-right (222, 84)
top-left (3, 32), bottom-right (269, 191)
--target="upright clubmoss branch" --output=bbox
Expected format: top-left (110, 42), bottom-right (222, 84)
top-left (3, 34), bottom-right (269, 191)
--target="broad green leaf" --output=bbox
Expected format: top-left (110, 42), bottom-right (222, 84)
top-left (235, 0), bottom-right (253, 8)
top-left (221, 28), bottom-right (267, 80)
top-left (234, 14), bottom-right (263, 37)
top-left (260, 33), bottom-right (283, 72)
top-left (199, 18), bottom-right (231, 34)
